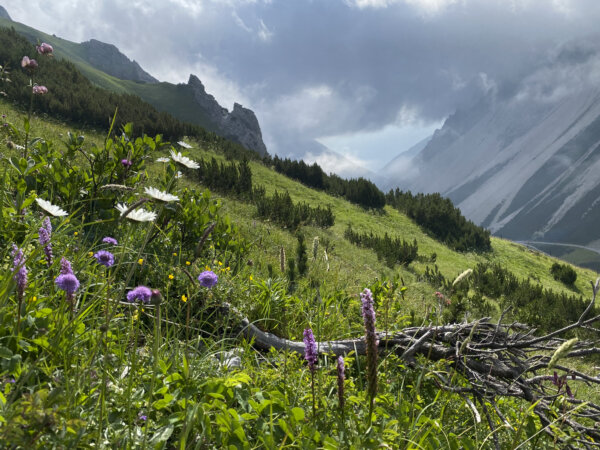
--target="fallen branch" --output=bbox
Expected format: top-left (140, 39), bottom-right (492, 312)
top-left (214, 280), bottom-right (600, 447)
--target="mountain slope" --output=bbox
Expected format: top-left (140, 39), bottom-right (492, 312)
top-left (0, 15), bottom-right (267, 155)
top-left (387, 43), bottom-right (600, 247)
top-left (0, 5), bottom-right (9, 20)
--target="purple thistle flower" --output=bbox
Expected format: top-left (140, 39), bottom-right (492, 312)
top-left (94, 250), bottom-right (115, 268)
top-left (60, 257), bottom-right (73, 275)
top-left (121, 159), bottom-right (132, 168)
top-left (303, 328), bottom-right (318, 373)
top-left (198, 270), bottom-right (218, 288)
top-left (11, 245), bottom-right (27, 301)
top-left (127, 286), bottom-right (152, 304)
top-left (55, 273), bottom-right (80, 294)
top-left (102, 236), bottom-right (118, 246)
top-left (337, 356), bottom-right (345, 410)
top-left (361, 288), bottom-right (378, 412)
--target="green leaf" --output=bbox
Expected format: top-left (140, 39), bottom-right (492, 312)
top-left (150, 424), bottom-right (174, 446)
top-left (290, 407), bottom-right (305, 422)
top-left (0, 347), bottom-right (13, 359)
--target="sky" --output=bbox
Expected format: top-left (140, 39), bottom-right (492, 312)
top-left (4, 0), bottom-right (600, 173)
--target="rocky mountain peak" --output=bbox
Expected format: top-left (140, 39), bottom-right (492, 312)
top-left (187, 75), bottom-right (267, 155)
top-left (80, 39), bottom-right (158, 83)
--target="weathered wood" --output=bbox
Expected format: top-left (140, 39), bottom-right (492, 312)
top-left (219, 279), bottom-right (600, 448)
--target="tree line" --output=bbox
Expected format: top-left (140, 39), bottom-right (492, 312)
top-left (386, 189), bottom-right (491, 252)
top-left (264, 155), bottom-right (386, 209)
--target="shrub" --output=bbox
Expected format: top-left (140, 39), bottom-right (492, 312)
top-left (550, 262), bottom-right (577, 286)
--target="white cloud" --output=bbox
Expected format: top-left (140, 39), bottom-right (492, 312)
top-left (258, 19), bottom-right (273, 42)
top-left (349, 0), bottom-right (460, 14)
top-left (302, 151), bottom-right (374, 178)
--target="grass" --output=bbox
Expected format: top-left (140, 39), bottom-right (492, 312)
top-left (1, 93), bottom-right (598, 447)
top-left (0, 18), bottom-right (220, 132)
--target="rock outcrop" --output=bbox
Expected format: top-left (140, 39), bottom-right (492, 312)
top-left (188, 75), bottom-right (267, 155)
top-left (80, 39), bottom-right (158, 84)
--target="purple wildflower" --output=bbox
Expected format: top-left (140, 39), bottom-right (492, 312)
top-left (21, 56), bottom-right (38, 70)
top-left (361, 288), bottom-right (378, 414)
top-left (303, 328), bottom-right (318, 372)
top-left (102, 236), bottom-right (118, 246)
top-left (198, 270), bottom-right (218, 288)
top-left (11, 245), bottom-right (27, 301)
top-left (36, 42), bottom-right (53, 55)
top-left (94, 250), bottom-right (115, 268)
top-left (121, 159), bottom-right (132, 167)
top-left (32, 85), bottom-right (48, 95)
top-left (43, 217), bottom-right (52, 234)
top-left (337, 356), bottom-right (345, 411)
top-left (38, 221), bottom-right (53, 266)
top-left (55, 273), bottom-right (80, 295)
top-left (127, 286), bottom-right (152, 304)
top-left (60, 257), bottom-right (73, 275)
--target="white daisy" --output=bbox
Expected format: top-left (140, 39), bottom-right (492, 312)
top-left (177, 141), bottom-right (193, 149)
top-left (175, 171), bottom-right (183, 179)
top-left (144, 187), bottom-right (179, 203)
top-left (156, 157), bottom-right (170, 163)
top-left (115, 203), bottom-right (157, 222)
top-left (35, 198), bottom-right (68, 217)
top-left (169, 150), bottom-right (199, 169)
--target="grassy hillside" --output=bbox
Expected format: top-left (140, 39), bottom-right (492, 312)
top-left (1, 69), bottom-right (600, 446)
top-left (0, 17), bottom-right (219, 132)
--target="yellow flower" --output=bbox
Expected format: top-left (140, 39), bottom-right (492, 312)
top-left (205, 265), bottom-right (210, 271)
top-left (172, 252), bottom-right (177, 257)
top-left (138, 258), bottom-right (144, 265)
top-left (181, 294), bottom-right (187, 303)
top-left (30, 296), bottom-right (37, 303)
top-left (88, 251), bottom-right (94, 257)
top-left (249, 275), bottom-right (253, 281)
top-left (74, 231), bottom-right (78, 236)
top-left (226, 267), bottom-right (231, 272)
top-left (186, 261), bottom-right (191, 266)
top-left (168, 274), bottom-right (174, 280)
top-left (132, 311), bottom-right (139, 321)
top-left (218, 261), bottom-right (223, 266)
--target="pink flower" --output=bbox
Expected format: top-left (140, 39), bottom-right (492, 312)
top-left (21, 56), bottom-right (38, 70)
top-left (36, 43), bottom-right (53, 55)
top-left (32, 85), bottom-right (48, 95)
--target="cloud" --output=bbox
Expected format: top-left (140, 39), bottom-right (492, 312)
top-left (6, 0), bottom-right (600, 164)
top-left (302, 150), bottom-right (375, 179)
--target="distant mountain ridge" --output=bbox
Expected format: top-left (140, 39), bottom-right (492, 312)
top-left (80, 39), bottom-right (158, 84)
top-left (0, 5), bottom-right (10, 20)
top-left (386, 52), bottom-right (600, 247)
top-left (0, 9), bottom-right (267, 155)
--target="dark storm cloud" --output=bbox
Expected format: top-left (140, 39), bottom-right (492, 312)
top-left (5, 0), bottom-right (600, 151)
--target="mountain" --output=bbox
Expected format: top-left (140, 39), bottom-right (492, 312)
top-left (379, 135), bottom-right (431, 190)
top-left (0, 13), bottom-right (267, 155)
top-left (0, 5), bottom-right (10, 20)
top-left (79, 39), bottom-right (158, 84)
top-left (186, 75), bottom-right (266, 155)
top-left (387, 42), bottom-right (600, 246)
